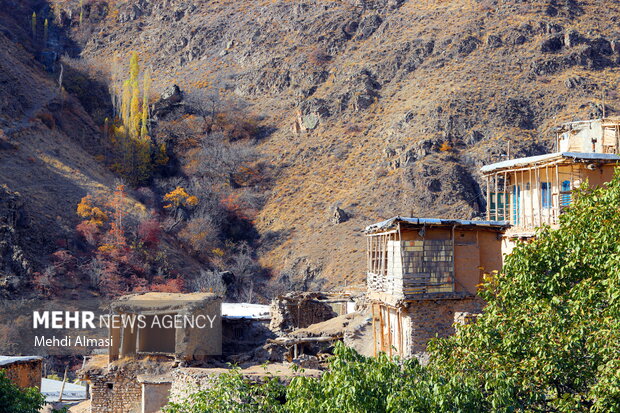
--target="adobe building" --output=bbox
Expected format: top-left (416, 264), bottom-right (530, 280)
top-left (365, 118), bottom-right (620, 359)
top-left (108, 292), bottom-right (222, 363)
top-left (482, 118), bottom-right (620, 255)
top-left (365, 217), bottom-right (509, 357)
top-left (0, 356), bottom-right (42, 390)
top-left (81, 292), bottom-right (222, 413)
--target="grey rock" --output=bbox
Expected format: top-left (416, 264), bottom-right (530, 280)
top-left (486, 35), bottom-right (502, 49)
top-left (457, 36), bottom-right (481, 56)
top-left (564, 30), bottom-right (583, 48)
top-left (332, 206), bottom-right (349, 224)
top-left (540, 35), bottom-right (564, 53)
top-left (356, 15), bottom-right (382, 40)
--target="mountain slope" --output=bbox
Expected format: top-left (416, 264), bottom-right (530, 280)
top-left (0, 1), bottom-right (205, 294)
top-left (12, 0), bottom-right (620, 291)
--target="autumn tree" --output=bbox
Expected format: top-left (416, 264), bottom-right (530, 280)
top-left (107, 52), bottom-right (160, 185)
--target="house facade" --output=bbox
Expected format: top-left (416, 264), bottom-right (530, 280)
top-left (482, 118), bottom-right (620, 254)
top-left (366, 218), bottom-right (508, 357)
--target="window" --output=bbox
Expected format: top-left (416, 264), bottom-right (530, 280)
top-left (561, 180), bottom-right (572, 207)
top-left (541, 182), bottom-right (551, 208)
top-left (512, 185), bottom-right (521, 224)
top-left (490, 193), bottom-right (506, 219)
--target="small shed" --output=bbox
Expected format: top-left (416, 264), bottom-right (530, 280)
top-left (0, 356), bottom-right (42, 389)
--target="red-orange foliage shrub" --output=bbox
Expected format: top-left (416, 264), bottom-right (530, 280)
top-left (149, 276), bottom-right (184, 293)
top-left (76, 221), bottom-right (99, 246)
top-left (137, 218), bottom-right (162, 246)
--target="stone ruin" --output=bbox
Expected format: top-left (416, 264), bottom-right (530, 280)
top-left (269, 292), bottom-right (338, 333)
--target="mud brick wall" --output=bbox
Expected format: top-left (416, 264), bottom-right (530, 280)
top-left (403, 297), bottom-right (483, 354)
top-left (1, 359), bottom-right (42, 389)
top-left (168, 368), bottom-right (219, 404)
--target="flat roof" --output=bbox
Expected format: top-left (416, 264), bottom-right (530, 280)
top-left (365, 217), bottom-right (509, 233)
top-left (41, 378), bottom-right (86, 402)
top-left (112, 292), bottom-right (220, 313)
top-left (222, 303), bottom-right (270, 320)
top-left (0, 356), bottom-right (42, 367)
top-left (481, 152), bottom-right (620, 174)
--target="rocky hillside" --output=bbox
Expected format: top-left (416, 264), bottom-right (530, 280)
top-left (4, 0), bottom-right (620, 293)
top-left (0, 0), bottom-right (206, 296)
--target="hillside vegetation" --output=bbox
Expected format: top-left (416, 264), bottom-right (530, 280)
top-left (2, 0), bottom-right (620, 294)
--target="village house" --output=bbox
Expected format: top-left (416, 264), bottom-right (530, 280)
top-left (81, 292), bottom-right (222, 413)
top-left (365, 217), bottom-right (508, 357)
top-left (482, 118), bottom-right (620, 254)
top-left (0, 356), bottom-right (42, 389)
top-left (107, 292), bottom-right (223, 363)
top-left (81, 292), bottom-right (320, 413)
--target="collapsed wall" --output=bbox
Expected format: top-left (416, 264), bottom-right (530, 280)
top-left (269, 292), bottom-right (337, 333)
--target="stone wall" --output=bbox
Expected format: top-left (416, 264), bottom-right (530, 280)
top-left (87, 369), bottom-right (142, 413)
top-left (403, 297), bottom-right (483, 355)
top-left (0, 358), bottom-right (42, 389)
top-left (169, 365), bottom-right (322, 405)
top-left (269, 292), bottom-right (337, 333)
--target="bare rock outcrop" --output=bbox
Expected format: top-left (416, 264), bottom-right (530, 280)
top-left (0, 185), bottom-right (31, 293)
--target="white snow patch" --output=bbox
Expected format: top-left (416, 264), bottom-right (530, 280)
top-left (221, 303), bottom-right (270, 320)
top-left (41, 378), bottom-right (87, 401)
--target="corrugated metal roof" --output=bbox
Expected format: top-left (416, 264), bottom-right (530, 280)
top-left (481, 152), bottom-right (620, 173)
top-left (365, 217), bottom-right (510, 233)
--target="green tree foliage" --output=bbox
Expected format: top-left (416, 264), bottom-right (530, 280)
top-left (0, 371), bottom-right (45, 413)
top-left (429, 172), bottom-right (620, 412)
top-left (164, 172), bottom-right (620, 412)
top-left (43, 18), bottom-right (48, 47)
top-left (31, 12), bottom-right (36, 39)
top-left (164, 365), bottom-right (286, 413)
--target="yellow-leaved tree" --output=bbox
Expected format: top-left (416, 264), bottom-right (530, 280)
top-left (106, 52), bottom-right (162, 186)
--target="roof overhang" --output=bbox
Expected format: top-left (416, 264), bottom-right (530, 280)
top-left (365, 216), bottom-right (510, 234)
top-left (481, 152), bottom-right (620, 175)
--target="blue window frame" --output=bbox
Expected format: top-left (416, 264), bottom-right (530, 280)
top-left (512, 185), bottom-right (521, 224)
top-left (561, 180), bottom-right (571, 207)
top-left (541, 182), bottom-right (551, 209)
